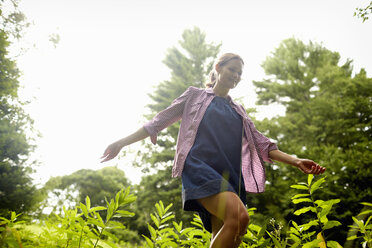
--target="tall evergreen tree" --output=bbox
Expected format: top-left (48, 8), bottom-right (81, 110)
top-left (0, 3), bottom-right (40, 216)
top-left (128, 27), bottom-right (221, 233)
top-left (251, 38), bottom-right (372, 245)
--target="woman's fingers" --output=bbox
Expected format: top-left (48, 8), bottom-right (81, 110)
top-left (100, 147), bottom-right (114, 163)
top-left (300, 160), bottom-right (326, 175)
top-left (310, 163), bottom-right (326, 175)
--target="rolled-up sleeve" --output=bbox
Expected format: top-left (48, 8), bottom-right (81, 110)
top-left (247, 117), bottom-right (278, 163)
top-left (143, 87), bottom-right (192, 144)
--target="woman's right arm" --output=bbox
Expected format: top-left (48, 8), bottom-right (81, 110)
top-left (101, 86), bottom-right (193, 163)
top-left (100, 127), bottom-right (149, 163)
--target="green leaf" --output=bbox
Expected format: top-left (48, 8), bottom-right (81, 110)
top-left (161, 215), bottom-right (175, 225)
top-left (173, 221), bottom-right (182, 233)
top-left (268, 232), bottom-right (282, 248)
top-left (10, 211), bottom-right (17, 222)
top-left (87, 218), bottom-right (105, 228)
top-left (352, 216), bottom-right (365, 231)
top-left (90, 206), bottom-right (107, 212)
top-left (310, 177), bottom-right (326, 194)
top-left (323, 221), bottom-right (342, 230)
top-left (294, 206), bottom-right (317, 215)
top-left (164, 203), bottom-right (173, 214)
top-left (155, 202), bottom-right (163, 217)
top-left (109, 221), bottom-right (126, 229)
top-left (150, 213), bottom-right (159, 228)
top-left (301, 220), bottom-right (319, 231)
top-left (148, 224), bottom-right (157, 239)
top-left (302, 239), bottom-right (321, 248)
top-left (291, 185), bottom-right (309, 190)
top-left (257, 224), bottom-right (267, 239)
top-left (292, 198), bottom-right (312, 204)
top-left (307, 174), bottom-right (314, 186)
top-left (361, 202), bottom-right (372, 207)
top-left (326, 240), bottom-right (343, 248)
top-left (142, 235), bottom-right (154, 248)
top-left (292, 193), bottom-right (310, 199)
top-left (116, 210), bottom-right (135, 217)
top-left (315, 199), bottom-right (340, 208)
top-left (347, 235), bottom-right (359, 240)
top-left (358, 210), bottom-right (372, 216)
top-left (80, 202), bottom-right (88, 217)
top-left (86, 196), bottom-right (91, 210)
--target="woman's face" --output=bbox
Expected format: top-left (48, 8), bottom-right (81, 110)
top-left (217, 58), bottom-right (243, 89)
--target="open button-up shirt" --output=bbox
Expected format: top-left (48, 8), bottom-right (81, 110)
top-left (143, 86), bottom-right (278, 193)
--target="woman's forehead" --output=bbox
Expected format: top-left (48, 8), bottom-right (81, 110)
top-left (225, 59), bottom-right (243, 69)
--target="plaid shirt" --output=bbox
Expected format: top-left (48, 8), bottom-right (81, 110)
top-left (143, 86), bottom-right (278, 193)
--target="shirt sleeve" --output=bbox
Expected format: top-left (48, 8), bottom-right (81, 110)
top-left (244, 109), bottom-right (278, 163)
top-left (143, 87), bottom-right (192, 145)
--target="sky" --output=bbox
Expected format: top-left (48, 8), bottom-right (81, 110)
top-left (9, 0), bottom-right (372, 186)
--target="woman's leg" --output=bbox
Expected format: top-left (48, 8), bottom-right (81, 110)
top-left (198, 191), bottom-right (249, 248)
top-left (210, 214), bottom-right (223, 239)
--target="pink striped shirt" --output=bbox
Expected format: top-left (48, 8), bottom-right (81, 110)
top-left (143, 86), bottom-right (278, 193)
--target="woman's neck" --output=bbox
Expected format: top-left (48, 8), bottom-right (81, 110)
top-left (212, 82), bottom-right (230, 98)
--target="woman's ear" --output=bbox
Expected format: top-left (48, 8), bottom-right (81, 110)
top-left (215, 63), bottom-right (220, 73)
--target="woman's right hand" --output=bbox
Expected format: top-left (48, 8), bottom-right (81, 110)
top-left (100, 141), bottom-right (123, 163)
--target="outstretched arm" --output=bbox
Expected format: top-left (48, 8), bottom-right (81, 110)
top-left (269, 149), bottom-right (326, 175)
top-left (100, 127), bottom-right (149, 163)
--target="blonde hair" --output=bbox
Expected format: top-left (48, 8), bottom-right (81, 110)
top-left (205, 53), bottom-right (244, 88)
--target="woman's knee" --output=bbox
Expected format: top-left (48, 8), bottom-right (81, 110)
top-left (238, 210), bottom-right (249, 235)
top-left (224, 207), bottom-right (249, 234)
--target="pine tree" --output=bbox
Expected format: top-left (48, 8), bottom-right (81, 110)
top-left (252, 38), bottom-right (372, 244)
top-left (129, 27), bottom-right (221, 233)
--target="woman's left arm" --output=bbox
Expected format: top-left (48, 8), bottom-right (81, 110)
top-left (269, 149), bottom-right (326, 175)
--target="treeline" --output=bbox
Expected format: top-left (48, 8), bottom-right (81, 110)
top-left (1, 1), bottom-right (372, 247)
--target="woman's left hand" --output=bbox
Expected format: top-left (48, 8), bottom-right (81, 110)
top-left (295, 159), bottom-right (326, 175)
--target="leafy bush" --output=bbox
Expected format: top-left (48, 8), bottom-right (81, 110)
top-left (0, 187), bottom-right (137, 247)
top-left (1, 176), bottom-right (371, 247)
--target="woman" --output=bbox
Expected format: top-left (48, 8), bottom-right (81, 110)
top-left (101, 53), bottom-right (326, 248)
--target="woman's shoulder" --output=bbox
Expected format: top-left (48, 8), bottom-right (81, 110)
top-left (187, 86), bottom-right (204, 93)
top-left (183, 86), bottom-right (206, 97)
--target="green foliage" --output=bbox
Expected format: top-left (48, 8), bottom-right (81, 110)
top-left (0, 187), bottom-right (136, 247)
top-left (0, 9), bottom-right (40, 216)
top-left (289, 175), bottom-right (342, 247)
top-left (0, 0), bottom-right (29, 41)
top-left (1, 176), bottom-right (371, 247)
top-left (253, 37), bottom-right (372, 244)
top-left (141, 175), bottom-right (346, 248)
top-left (42, 166), bottom-right (131, 216)
top-left (354, 1), bottom-right (372, 22)
top-left (0, 212), bottom-right (24, 247)
top-left (142, 200), bottom-right (211, 247)
top-left (347, 202), bottom-right (372, 248)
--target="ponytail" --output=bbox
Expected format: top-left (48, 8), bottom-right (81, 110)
top-left (205, 70), bottom-right (217, 88)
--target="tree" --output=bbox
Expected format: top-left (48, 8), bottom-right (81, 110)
top-left (43, 166), bottom-right (131, 210)
top-left (0, 2), bottom-right (40, 216)
top-left (354, 1), bottom-right (372, 22)
top-left (252, 37), bottom-right (372, 245)
top-left (127, 27), bottom-right (221, 233)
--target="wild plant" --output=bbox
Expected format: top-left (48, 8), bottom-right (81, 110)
top-left (0, 212), bottom-right (25, 247)
top-left (142, 200), bottom-right (211, 247)
top-left (347, 202), bottom-right (372, 248)
top-left (288, 174), bottom-right (342, 248)
top-left (0, 187), bottom-right (136, 247)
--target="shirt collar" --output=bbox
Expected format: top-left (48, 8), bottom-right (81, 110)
top-left (205, 87), bottom-right (234, 104)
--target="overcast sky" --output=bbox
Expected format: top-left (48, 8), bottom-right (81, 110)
top-left (11, 0), bottom-right (372, 185)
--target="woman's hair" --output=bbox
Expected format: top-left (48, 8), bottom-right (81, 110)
top-left (205, 53), bottom-right (244, 88)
